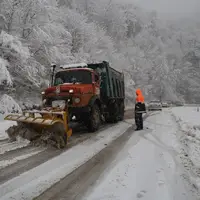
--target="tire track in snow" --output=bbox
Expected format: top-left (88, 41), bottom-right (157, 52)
top-left (0, 139), bottom-right (9, 145)
top-left (0, 110), bottom-right (134, 186)
top-left (0, 149), bottom-right (45, 170)
top-left (35, 114), bottom-right (149, 200)
top-left (0, 148), bottom-right (62, 185)
top-left (0, 123), bottom-right (116, 185)
top-left (0, 145), bottom-right (46, 170)
top-left (0, 145), bottom-right (43, 162)
top-left (0, 139), bottom-right (30, 155)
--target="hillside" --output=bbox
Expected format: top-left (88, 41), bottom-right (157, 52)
top-left (0, 0), bottom-right (200, 111)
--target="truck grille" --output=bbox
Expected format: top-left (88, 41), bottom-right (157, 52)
top-left (47, 96), bottom-right (73, 106)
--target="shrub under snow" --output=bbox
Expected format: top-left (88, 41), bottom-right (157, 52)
top-left (0, 57), bottom-right (12, 86)
top-left (0, 94), bottom-right (21, 115)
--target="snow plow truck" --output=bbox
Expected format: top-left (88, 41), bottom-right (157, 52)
top-left (4, 61), bottom-right (125, 148)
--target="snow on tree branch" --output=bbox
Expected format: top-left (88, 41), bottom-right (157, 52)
top-left (0, 57), bottom-right (12, 86)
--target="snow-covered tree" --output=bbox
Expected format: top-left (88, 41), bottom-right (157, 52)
top-left (1, 0), bottom-right (200, 109)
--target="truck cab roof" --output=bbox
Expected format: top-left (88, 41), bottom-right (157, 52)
top-left (58, 67), bottom-right (94, 72)
top-left (58, 63), bottom-right (95, 73)
top-left (60, 63), bottom-right (88, 68)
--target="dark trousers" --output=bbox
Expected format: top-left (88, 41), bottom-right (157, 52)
top-left (135, 113), bottom-right (143, 130)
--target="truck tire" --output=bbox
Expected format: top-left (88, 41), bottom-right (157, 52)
top-left (105, 103), bottom-right (119, 123)
top-left (87, 104), bottom-right (101, 132)
top-left (118, 102), bottom-right (124, 121)
top-left (113, 103), bottom-right (120, 123)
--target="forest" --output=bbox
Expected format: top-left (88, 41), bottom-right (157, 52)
top-left (1, 0), bottom-right (200, 112)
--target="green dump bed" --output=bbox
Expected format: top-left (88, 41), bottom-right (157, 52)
top-left (88, 61), bottom-right (125, 102)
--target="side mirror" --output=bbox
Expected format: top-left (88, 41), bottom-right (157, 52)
top-left (94, 74), bottom-right (100, 84)
top-left (51, 63), bottom-right (56, 72)
top-left (50, 63), bottom-right (56, 86)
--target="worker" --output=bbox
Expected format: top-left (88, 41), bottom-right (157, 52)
top-left (135, 88), bottom-right (146, 130)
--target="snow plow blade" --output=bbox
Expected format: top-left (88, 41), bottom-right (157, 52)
top-left (4, 110), bottom-right (72, 149)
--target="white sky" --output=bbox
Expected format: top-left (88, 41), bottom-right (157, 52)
top-left (114, 0), bottom-right (200, 18)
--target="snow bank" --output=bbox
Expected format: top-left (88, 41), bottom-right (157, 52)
top-left (0, 121), bottom-right (131, 200)
top-left (0, 121), bottom-right (16, 140)
top-left (0, 94), bottom-right (22, 139)
top-left (0, 94), bottom-right (21, 115)
top-left (172, 107), bottom-right (200, 193)
top-left (0, 94), bottom-right (21, 140)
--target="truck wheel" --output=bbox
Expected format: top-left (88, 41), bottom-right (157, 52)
top-left (113, 104), bottom-right (119, 123)
top-left (106, 103), bottom-right (119, 123)
top-left (87, 104), bottom-right (101, 132)
top-left (118, 103), bottom-right (124, 121)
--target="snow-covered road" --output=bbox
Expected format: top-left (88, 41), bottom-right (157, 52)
top-left (0, 107), bottom-right (200, 200)
top-left (82, 109), bottom-right (198, 200)
top-left (0, 122), bottom-right (132, 200)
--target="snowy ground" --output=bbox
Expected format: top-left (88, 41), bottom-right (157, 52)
top-left (0, 115), bottom-right (30, 154)
top-left (81, 109), bottom-right (198, 200)
top-left (0, 121), bottom-right (131, 200)
top-left (0, 107), bottom-right (200, 200)
top-left (172, 107), bottom-right (200, 194)
top-left (0, 120), bottom-right (16, 140)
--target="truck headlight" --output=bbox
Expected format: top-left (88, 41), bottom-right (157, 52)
top-left (41, 91), bottom-right (45, 95)
top-left (69, 89), bottom-right (74, 93)
top-left (74, 98), bottom-right (80, 104)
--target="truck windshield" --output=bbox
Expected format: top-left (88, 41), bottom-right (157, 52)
top-left (54, 70), bottom-right (92, 85)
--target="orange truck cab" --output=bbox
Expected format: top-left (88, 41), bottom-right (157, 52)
top-left (42, 61), bottom-right (125, 132)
